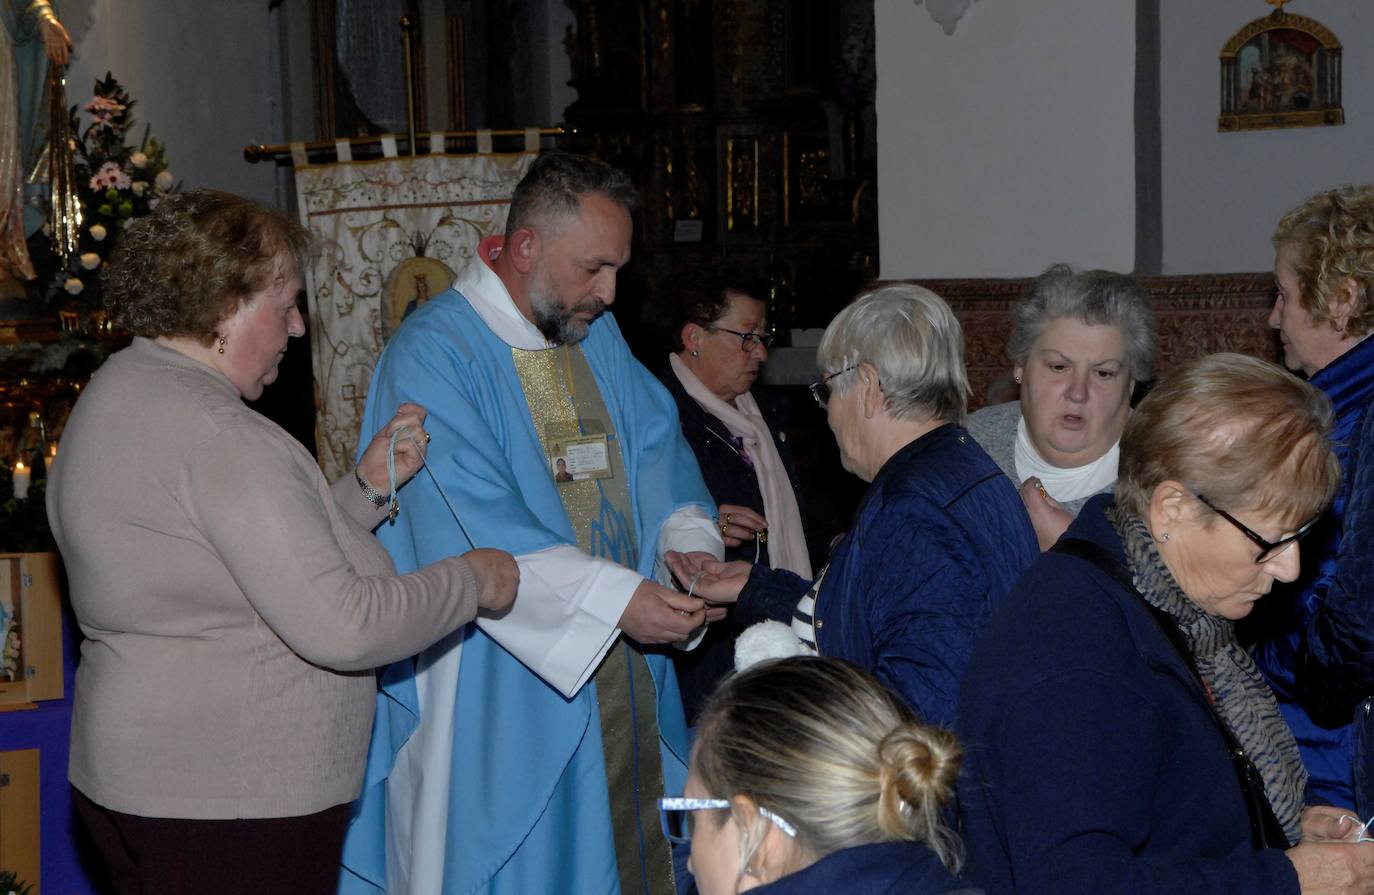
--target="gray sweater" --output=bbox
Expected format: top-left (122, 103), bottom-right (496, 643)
top-left (49, 338), bottom-right (481, 819)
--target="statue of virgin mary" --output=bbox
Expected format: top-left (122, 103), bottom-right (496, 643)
top-left (1, 0), bottom-right (71, 280)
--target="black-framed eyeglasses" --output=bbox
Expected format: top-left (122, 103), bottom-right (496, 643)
top-left (1194, 493), bottom-right (1323, 564)
top-left (710, 326), bottom-right (775, 351)
top-left (808, 365), bottom-right (858, 409)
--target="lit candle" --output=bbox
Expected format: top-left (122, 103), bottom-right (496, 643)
top-left (44, 442), bottom-right (57, 473)
top-left (12, 461), bottom-right (29, 500)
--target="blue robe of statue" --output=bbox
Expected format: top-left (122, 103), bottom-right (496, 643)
top-left (338, 280), bottom-right (713, 894)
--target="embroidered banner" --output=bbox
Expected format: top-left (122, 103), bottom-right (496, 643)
top-left (293, 151), bottom-right (536, 480)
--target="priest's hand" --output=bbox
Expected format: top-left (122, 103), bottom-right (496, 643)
top-left (357, 402), bottom-right (430, 498)
top-left (619, 580), bottom-right (706, 644)
top-left (665, 551), bottom-right (751, 605)
top-left (464, 548), bottom-right (519, 616)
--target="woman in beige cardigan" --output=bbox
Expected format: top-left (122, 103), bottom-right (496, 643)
top-left (47, 189), bottom-right (517, 894)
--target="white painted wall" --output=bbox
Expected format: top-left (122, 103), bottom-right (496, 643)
top-left (63, 0), bottom-right (285, 207)
top-left (874, 0), bottom-right (1137, 278)
top-left (1159, 1), bottom-right (1374, 274)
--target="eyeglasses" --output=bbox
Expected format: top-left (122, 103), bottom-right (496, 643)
top-left (657, 797), bottom-right (797, 845)
top-left (1194, 493), bottom-right (1323, 564)
top-left (711, 326), bottom-right (775, 351)
top-left (808, 365), bottom-right (858, 409)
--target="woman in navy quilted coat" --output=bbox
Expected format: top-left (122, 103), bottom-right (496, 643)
top-left (668, 285), bottom-right (1039, 729)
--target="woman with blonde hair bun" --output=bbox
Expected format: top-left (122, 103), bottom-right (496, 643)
top-left (659, 656), bottom-right (979, 894)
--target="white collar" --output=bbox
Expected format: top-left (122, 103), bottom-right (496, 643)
top-left (453, 253), bottom-right (555, 351)
top-left (1013, 412), bottom-right (1120, 502)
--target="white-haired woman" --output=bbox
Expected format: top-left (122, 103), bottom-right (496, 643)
top-left (668, 285), bottom-right (1039, 728)
top-left (967, 264), bottom-right (1157, 550)
top-left (661, 656), bottom-right (977, 894)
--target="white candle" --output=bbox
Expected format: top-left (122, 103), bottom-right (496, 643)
top-left (44, 443), bottom-right (57, 473)
top-left (12, 461), bottom-right (29, 500)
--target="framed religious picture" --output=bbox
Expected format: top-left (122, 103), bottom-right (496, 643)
top-left (1219, 4), bottom-right (1344, 132)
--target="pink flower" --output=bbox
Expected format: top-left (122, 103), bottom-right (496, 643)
top-left (89, 161), bottom-right (132, 191)
top-left (84, 95), bottom-right (127, 128)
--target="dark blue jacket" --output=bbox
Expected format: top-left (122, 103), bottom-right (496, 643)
top-left (738, 424), bottom-right (1038, 728)
top-left (749, 841), bottom-right (980, 895)
top-left (958, 496), bottom-right (1300, 894)
top-left (657, 368), bottom-right (809, 721)
top-left (1251, 335), bottom-right (1374, 816)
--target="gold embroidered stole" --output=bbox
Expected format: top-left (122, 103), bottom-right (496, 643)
top-left (511, 344), bottom-right (676, 895)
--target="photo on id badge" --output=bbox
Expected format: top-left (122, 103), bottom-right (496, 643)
top-left (550, 433), bottom-right (613, 484)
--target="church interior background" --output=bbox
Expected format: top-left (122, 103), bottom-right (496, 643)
top-left (1, 0), bottom-right (1372, 889)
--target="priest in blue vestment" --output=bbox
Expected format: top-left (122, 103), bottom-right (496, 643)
top-left (339, 152), bottom-right (724, 894)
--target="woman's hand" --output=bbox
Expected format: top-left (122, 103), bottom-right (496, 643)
top-left (665, 550), bottom-right (751, 604)
top-left (37, 11), bottom-right (72, 66)
top-left (1019, 476), bottom-right (1074, 551)
top-left (1288, 839), bottom-right (1374, 893)
top-left (718, 503), bottom-right (768, 547)
top-left (1304, 805), bottom-right (1365, 843)
top-left (356, 402), bottom-right (429, 498)
top-left (463, 548), bottom-right (519, 615)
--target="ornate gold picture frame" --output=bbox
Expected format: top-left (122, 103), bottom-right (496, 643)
top-left (1219, 8), bottom-right (1344, 132)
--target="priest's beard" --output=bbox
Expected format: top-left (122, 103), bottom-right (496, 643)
top-left (530, 289), bottom-right (606, 345)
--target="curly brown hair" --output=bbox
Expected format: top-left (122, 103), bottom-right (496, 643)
top-left (102, 189), bottom-right (313, 343)
top-left (1273, 184), bottom-right (1374, 337)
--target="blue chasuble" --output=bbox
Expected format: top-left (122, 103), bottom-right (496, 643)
top-left (338, 286), bottom-right (712, 894)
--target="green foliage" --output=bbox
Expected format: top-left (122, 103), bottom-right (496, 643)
top-left (0, 869), bottom-right (34, 895)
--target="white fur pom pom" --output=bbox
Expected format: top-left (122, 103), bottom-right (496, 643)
top-left (733, 621), bottom-right (816, 673)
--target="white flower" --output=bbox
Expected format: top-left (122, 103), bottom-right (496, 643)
top-left (155, 170), bottom-right (175, 191)
top-left (89, 224), bottom-right (108, 241)
top-left (132, 181), bottom-right (147, 196)
top-left (80, 252), bottom-right (101, 270)
top-left (64, 277), bottom-right (84, 295)
top-left (130, 151), bottom-right (149, 168)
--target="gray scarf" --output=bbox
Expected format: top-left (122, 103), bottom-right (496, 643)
top-left (1109, 504), bottom-right (1308, 845)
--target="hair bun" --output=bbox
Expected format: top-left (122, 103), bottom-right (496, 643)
top-left (874, 723), bottom-right (960, 838)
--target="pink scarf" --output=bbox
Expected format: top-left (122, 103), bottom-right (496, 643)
top-left (669, 354), bottom-right (812, 578)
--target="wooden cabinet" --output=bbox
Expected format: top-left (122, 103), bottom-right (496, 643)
top-left (0, 553), bottom-right (65, 708)
top-left (0, 748), bottom-right (40, 892)
top-left (562, 0), bottom-right (880, 342)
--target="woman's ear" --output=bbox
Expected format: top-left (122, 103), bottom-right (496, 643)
top-left (682, 322), bottom-right (704, 356)
top-left (858, 363), bottom-right (884, 419)
top-left (1331, 277), bottom-right (1361, 334)
top-left (1147, 479), bottom-right (1191, 538)
top-left (732, 795), bottom-right (798, 886)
